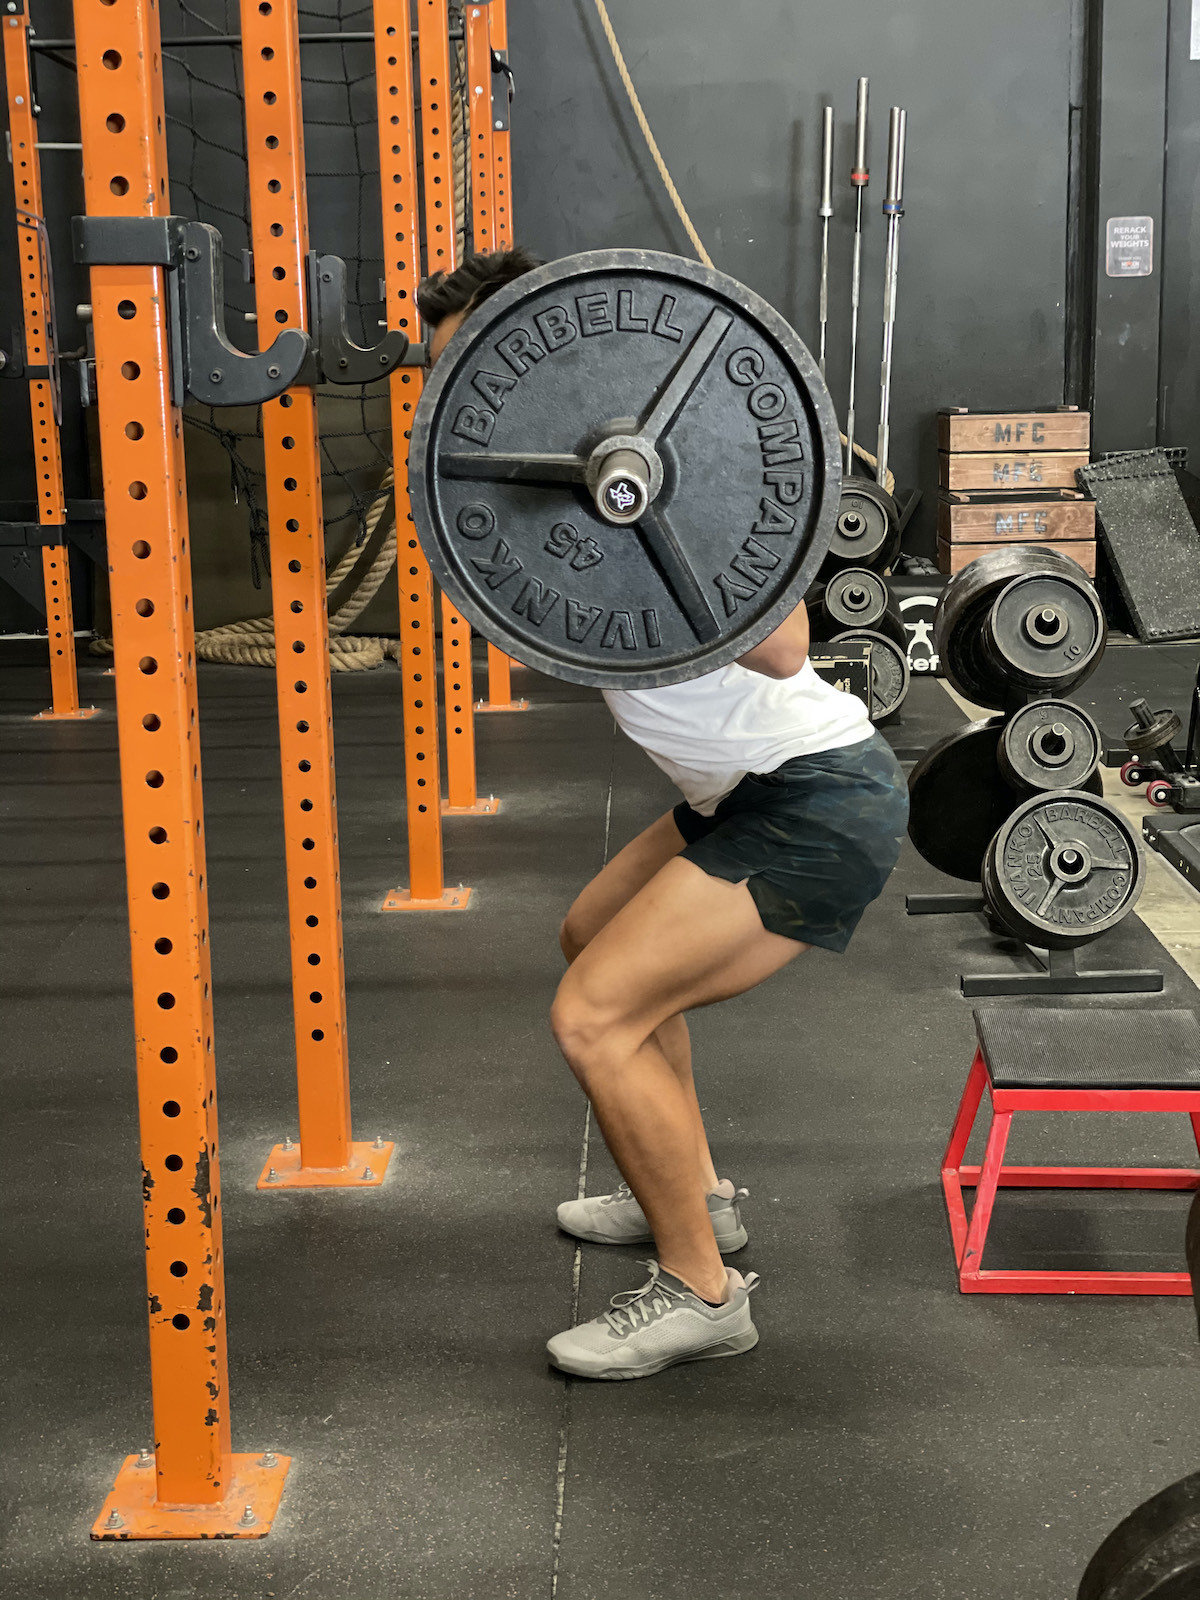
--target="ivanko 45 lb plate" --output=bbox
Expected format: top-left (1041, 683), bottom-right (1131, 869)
top-left (409, 250), bottom-right (841, 688)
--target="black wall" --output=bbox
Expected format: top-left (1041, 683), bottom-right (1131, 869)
top-left (2, 0), bottom-right (1198, 632)
top-left (508, 0), bottom-right (1077, 555)
top-left (1161, 0), bottom-right (1200, 465)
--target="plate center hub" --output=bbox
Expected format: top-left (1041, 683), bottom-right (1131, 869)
top-left (1050, 842), bottom-right (1092, 882)
top-left (1025, 604), bottom-right (1068, 645)
top-left (1032, 723), bottom-right (1074, 765)
top-left (585, 434), bottom-right (664, 526)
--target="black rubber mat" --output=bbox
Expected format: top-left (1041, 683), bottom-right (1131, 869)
top-left (1069, 637), bottom-right (1200, 756)
top-left (1079, 452), bottom-right (1200, 642)
top-left (4, 638), bottom-right (1200, 1600)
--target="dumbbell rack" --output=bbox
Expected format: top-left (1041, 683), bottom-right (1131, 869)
top-left (906, 685), bottom-right (1164, 999)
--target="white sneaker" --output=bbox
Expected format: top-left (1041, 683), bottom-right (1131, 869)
top-left (546, 1260), bottom-right (760, 1380)
top-left (556, 1179), bottom-right (749, 1254)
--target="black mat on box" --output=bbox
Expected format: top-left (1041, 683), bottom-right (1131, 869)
top-left (1079, 450), bottom-right (1200, 642)
top-left (975, 1006), bottom-right (1200, 1089)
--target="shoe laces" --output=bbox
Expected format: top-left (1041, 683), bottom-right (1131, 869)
top-left (600, 1181), bottom-right (749, 1211)
top-left (602, 1261), bottom-right (687, 1337)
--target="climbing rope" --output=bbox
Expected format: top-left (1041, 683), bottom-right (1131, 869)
top-left (92, 466), bottom-right (402, 670)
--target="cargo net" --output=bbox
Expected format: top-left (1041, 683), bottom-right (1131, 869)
top-left (97, 0), bottom-right (470, 667)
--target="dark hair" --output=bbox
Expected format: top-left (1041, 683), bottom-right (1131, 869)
top-left (416, 246), bottom-right (543, 327)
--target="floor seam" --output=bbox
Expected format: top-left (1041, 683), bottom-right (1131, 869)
top-left (551, 1108), bottom-right (591, 1600)
top-left (550, 719), bottom-right (617, 1600)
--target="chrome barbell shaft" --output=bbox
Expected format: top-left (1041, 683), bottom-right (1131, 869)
top-left (818, 105), bottom-right (834, 380)
top-left (844, 77), bottom-right (869, 475)
top-left (875, 106), bottom-right (906, 488)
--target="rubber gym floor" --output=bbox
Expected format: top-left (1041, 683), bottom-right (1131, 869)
top-left (4, 636), bottom-right (1200, 1600)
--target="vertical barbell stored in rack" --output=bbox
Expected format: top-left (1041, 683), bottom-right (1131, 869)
top-left (71, 0), bottom-right (288, 1538)
top-left (238, 0), bottom-right (395, 1189)
top-left (3, 7), bottom-right (96, 722)
top-left (376, 0), bottom-right (472, 911)
top-left (464, 0), bottom-right (528, 716)
top-left (415, 0), bottom-right (499, 817)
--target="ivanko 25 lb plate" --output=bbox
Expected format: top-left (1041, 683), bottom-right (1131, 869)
top-left (982, 790), bottom-right (1144, 949)
top-left (409, 250), bottom-right (841, 688)
top-left (830, 627), bottom-right (911, 722)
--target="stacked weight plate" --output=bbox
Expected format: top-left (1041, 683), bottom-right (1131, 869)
top-left (807, 561), bottom-right (911, 724)
top-left (907, 547), bottom-right (1145, 948)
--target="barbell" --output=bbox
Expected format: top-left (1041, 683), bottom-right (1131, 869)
top-left (408, 250), bottom-right (842, 689)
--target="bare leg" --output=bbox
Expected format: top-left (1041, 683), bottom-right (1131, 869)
top-left (552, 856), bottom-right (807, 1302)
top-left (652, 1015), bottom-right (719, 1193)
top-left (560, 812), bottom-right (719, 1192)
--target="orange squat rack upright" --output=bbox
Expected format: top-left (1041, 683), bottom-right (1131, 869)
top-left (416, 0), bottom-right (499, 815)
top-left (465, 0), bottom-right (528, 715)
top-left (376, 0), bottom-right (471, 911)
top-left (488, 0), bottom-right (515, 255)
top-left (3, 8), bottom-right (96, 721)
top-left (238, 0), bottom-right (394, 1187)
top-left (71, 0), bottom-right (287, 1538)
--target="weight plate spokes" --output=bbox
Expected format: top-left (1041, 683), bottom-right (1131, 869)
top-left (409, 250), bottom-right (841, 688)
top-left (907, 716), bottom-right (1016, 880)
top-left (998, 699), bottom-right (1102, 793)
top-left (982, 790), bottom-right (1143, 950)
top-left (935, 546), bottom-right (1105, 709)
top-left (830, 627), bottom-right (910, 721)
top-left (824, 480), bottom-right (901, 575)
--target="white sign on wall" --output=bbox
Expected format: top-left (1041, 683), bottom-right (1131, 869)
top-left (1105, 216), bottom-right (1154, 277)
top-left (1192, 0), bottom-right (1200, 60)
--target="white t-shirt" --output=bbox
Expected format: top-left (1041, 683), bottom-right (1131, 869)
top-left (603, 659), bottom-right (873, 815)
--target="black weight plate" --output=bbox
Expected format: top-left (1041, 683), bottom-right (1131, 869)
top-left (906, 716), bottom-right (1014, 880)
top-left (1078, 1471), bottom-right (1200, 1600)
top-left (410, 250), bottom-right (841, 688)
top-left (823, 566), bottom-right (890, 628)
top-left (983, 790), bottom-right (1143, 949)
top-left (808, 567), bottom-right (905, 650)
top-left (935, 545), bottom-right (1098, 709)
top-left (1125, 708), bottom-right (1183, 754)
top-left (824, 479), bottom-right (901, 574)
top-left (997, 699), bottom-right (1103, 792)
top-left (831, 627), bottom-right (910, 721)
top-left (981, 568), bottom-right (1107, 695)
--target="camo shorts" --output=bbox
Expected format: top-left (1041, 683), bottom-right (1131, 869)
top-left (672, 732), bottom-right (909, 951)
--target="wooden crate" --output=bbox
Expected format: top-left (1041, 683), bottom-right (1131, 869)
top-left (937, 493), bottom-right (1095, 544)
top-left (938, 408), bottom-right (1090, 453)
top-left (939, 451), bottom-right (1089, 492)
top-left (936, 537), bottom-right (1096, 577)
